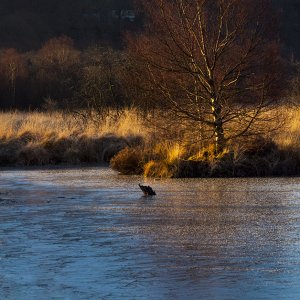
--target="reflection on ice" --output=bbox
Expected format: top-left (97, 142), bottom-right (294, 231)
top-left (1, 167), bottom-right (300, 299)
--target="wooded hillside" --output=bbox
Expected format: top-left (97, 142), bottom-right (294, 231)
top-left (0, 0), bottom-right (299, 55)
top-left (0, 0), bottom-right (140, 50)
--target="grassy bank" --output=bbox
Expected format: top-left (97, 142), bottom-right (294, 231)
top-left (111, 106), bottom-right (300, 177)
top-left (1, 107), bottom-right (300, 177)
top-left (0, 109), bottom-right (148, 166)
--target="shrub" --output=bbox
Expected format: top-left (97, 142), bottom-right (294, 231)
top-left (18, 145), bottom-right (51, 166)
top-left (110, 147), bottom-right (144, 175)
top-left (242, 136), bottom-right (278, 157)
top-left (144, 160), bottom-right (176, 178)
top-left (0, 142), bottom-right (19, 165)
top-left (176, 160), bottom-right (210, 178)
top-left (99, 135), bottom-right (128, 162)
top-left (210, 159), bottom-right (235, 177)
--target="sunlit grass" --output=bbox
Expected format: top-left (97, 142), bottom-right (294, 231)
top-left (110, 106), bottom-right (300, 177)
top-left (0, 108), bottom-right (148, 140)
top-left (273, 106), bottom-right (300, 148)
top-left (1, 106), bottom-right (297, 148)
top-left (0, 108), bottom-right (148, 166)
top-left (0, 106), bottom-right (300, 172)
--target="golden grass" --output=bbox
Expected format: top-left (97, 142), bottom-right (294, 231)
top-left (152, 142), bottom-right (186, 163)
top-left (144, 160), bottom-right (174, 178)
top-left (0, 108), bottom-right (149, 166)
top-left (273, 106), bottom-right (300, 149)
top-left (0, 108), bottom-right (149, 140)
top-left (0, 106), bottom-right (300, 169)
top-left (109, 106), bottom-right (300, 178)
top-left (1, 105), bottom-right (298, 148)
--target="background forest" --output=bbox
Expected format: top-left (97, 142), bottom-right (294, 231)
top-left (0, 0), bottom-right (299, 109)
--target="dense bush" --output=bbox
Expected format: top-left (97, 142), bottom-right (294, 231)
top-left (110, 147), bottom-right (144, 175)
top-left (0, 134), bottom-right (129, 167)
top-left (110, 136), bottom-right (300, 178)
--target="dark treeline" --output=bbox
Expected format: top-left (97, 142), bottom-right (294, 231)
top-left (0, 0), bottom-right (299, 53)
top-left (273, 0), bottom-right (300, 58)
top-left (0, 0), bottom-right (299, 110)
top-left (0, 0), bottom-right (143, 110)
top-left (0, 0), bottom-right (141, 50)
top-left (0, 37), bottom-right (135, 110)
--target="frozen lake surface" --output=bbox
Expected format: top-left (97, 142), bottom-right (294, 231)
top-left (1, 167), bottom-right (300, 299)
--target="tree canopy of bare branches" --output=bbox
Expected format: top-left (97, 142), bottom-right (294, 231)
top-left (128, 0), bottom-right (284, 152)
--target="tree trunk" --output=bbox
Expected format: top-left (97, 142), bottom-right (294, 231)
top-left (211, 97), bottom-right (225, 154)
top-left (9, 64), bottom-right (16, 107)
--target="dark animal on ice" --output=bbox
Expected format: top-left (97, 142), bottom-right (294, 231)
top-left (139, 184), bottom-right (156, 196)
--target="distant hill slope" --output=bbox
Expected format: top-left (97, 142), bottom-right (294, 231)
top-left (0, 0), bottom-right (139, 50)
top-left (273, 0), bottom-right (300, 58)
top-left (0, 0), bottom-right (299, 56)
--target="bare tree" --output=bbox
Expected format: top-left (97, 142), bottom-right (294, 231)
top-left (0, 48), bottom-right (27, 106)
top-left (289, 60), bottom-right (300, 104)
top-left (128, 0), bottom-right (284, 152)
top-left (75, 47), bottom-right (128, 119)
top-left (33, 36), bottom-right (80, 103)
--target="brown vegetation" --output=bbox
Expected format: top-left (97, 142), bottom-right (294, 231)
top-left (0, 38), bottom-right (132, 110)
top-left (110, 106), bottom-right (300, 177)
top-left (0, 107), bottom-right (300, 177)
top-left (128, 0), bottom-right (284, 153)
top-left (0, 109), bottom-right (147, 166)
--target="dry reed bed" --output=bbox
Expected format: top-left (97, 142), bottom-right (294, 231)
top-left (0, 109), bottom-right (148, 166)
top-left (111, 106), bottom-right (300, 177)
top-left (273, 106), bottom-right (300, 148)
top-left (1, 107), bottom-right (300, 176)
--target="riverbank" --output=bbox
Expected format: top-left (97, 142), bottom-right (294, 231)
top-left (110, 138), bottom-right (300, 177)
top-left (109, 106), bottom-right (300, 178)
top-left (1, 107), bottom-right (300, 177)
top-left (0, 109), bottom-right (147, 166)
